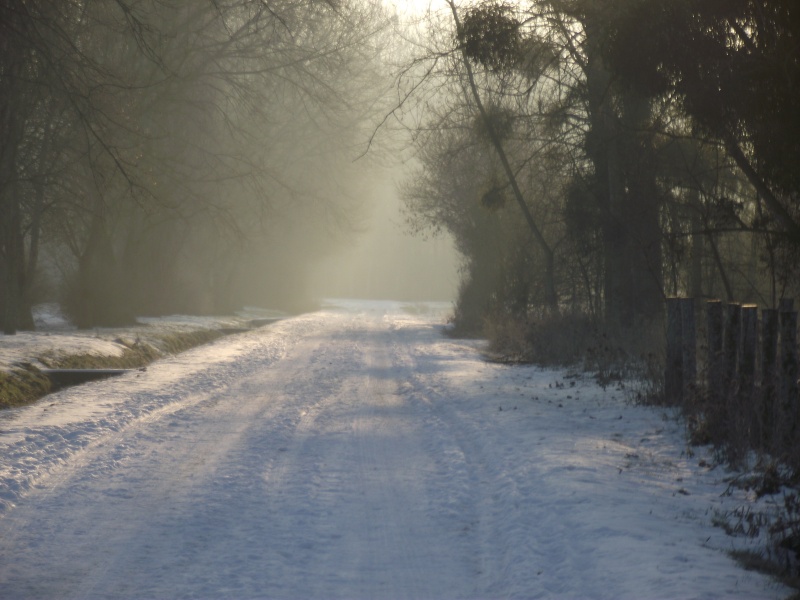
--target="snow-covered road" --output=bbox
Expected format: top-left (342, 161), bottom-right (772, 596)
top-left (0, 301), bottom-right (788, 598)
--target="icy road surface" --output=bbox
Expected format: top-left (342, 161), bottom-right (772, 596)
top-left (0, 300), bottom-right (788, 598)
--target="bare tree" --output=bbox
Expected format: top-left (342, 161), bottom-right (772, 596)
top-left (1, 0), bottom-right (394, 329)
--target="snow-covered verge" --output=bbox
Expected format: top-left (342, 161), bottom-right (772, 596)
top-left (1, 304), bottom-right (285, 373)
top-left (0, 304), bottom-right (289, 408)
top-left (0, 300), bottom-right (793, 598)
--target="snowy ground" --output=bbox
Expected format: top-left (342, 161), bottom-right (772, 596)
top-left (0, 304), bottom-right (287, 374)
top-left (0, 300), bottom-right (790, 598)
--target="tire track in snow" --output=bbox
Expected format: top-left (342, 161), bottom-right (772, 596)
top-left (0, 317), bottom-right (300, 515)
top-left (0, 313), bottom-right (344, 598)
top-left (253, 311), bottom-right (479, 598)
top-left (395, 323), bottom-right (784, 599)
top-left (0, 308), bottom-right (481, 599)
top-left (399, 333), bottom-right (636, 598)
top-left (385, 321), bottom-right (517, 597)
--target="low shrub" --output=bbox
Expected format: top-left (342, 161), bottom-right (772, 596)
top-left (484, 310), bottom-right (665, 399)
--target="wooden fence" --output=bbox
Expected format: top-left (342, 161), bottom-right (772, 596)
top-left (666, 297), bottom-right (799, 443)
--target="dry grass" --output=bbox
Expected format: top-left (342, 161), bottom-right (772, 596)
top-left (0, 364), bottom-right (52, 409)
top-left (728, 549), bottom-right (800, 595)
top-left (484, 311), bottom-right (665, 400)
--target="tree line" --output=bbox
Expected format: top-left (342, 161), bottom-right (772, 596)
top-left (0, 0), bottom-right (391, 333)
top-left (399, 0), bottom-right (799, 340)
top-left (4, 0), bottom-right (796, 339)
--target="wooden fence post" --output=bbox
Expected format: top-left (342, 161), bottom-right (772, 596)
top-left (780, 306), bottom-right (798, 438)
top-left (762, 308), bottom-right (779, 444)
top-left (740, 305), bottom-right (758, 398)
top-left (680, 298), bottom-right (696, 401)
top-left (707, 300), bottom-right (724, 404)
top-left (666, 298), bottom-right (683, 403)
top-left (724, 303), bottom-right (742, 397)
top-left (666, 298), bottom-right (796, 454)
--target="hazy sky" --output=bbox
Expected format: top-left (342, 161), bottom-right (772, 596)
top-left (303, 0), bottom-right (458, 304)
top-left (311, 0), bottom-right (459, 303)
top-left (308, 168), bottom-right (459, 303)
top-left (386, 0), bottom-right (435, 16)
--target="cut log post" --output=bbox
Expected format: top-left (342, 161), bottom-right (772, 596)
top-left (740, 305), bottom-right (758, 399)
top-left (666, 298), bottom-right (683, 403)
top-left (707, 300), bottom-right (724, 405)
top-left (723, 303), bottom-right (742, 399)
top-left (780, 307), bottom-right (798, 439)
top-left (680, 298), bottom-right (696, 402)
top-left (762, 308), bottom-right (779, 445)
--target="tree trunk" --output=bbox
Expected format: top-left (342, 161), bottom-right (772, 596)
top-left (584, 23), bottom-right (625, 325)
top-left (21, 113), bottom-right (59, 331)
top-left (2, 188), bottom-right (26, 334)
top-left (584, 21), bottom-right (663, 326)
top-left (0, 57), bottom-right (28, 334)
top-left (620, 91), bottom-right (664, 320)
